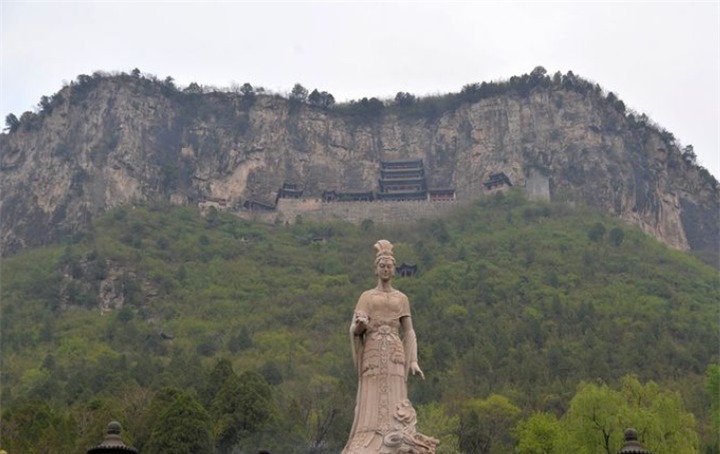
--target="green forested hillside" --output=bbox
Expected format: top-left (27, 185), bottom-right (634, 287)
top-left (1, 191), bottom-right (718, 453)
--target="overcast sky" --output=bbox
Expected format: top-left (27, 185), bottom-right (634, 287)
top-left (2, 2), bottom-right (718, 178)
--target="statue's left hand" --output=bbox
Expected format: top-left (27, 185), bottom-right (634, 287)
top-left (410, 361), bottom-right (425, 379)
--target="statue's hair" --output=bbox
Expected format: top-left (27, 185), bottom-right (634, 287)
top-left (374, 239), bottom-right (396, 265)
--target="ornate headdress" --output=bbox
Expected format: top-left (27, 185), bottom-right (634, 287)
top-left (374, 239), bottom-right (396, 265)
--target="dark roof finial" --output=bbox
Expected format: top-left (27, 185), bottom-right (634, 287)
top-left (107, 421), bottom-right (121, 435)
top-left (87, 421), bottom-right (138, 454)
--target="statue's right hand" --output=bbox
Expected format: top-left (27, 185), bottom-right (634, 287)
top-left (353, 311), bottom-right (368, 333)
top-left (354, 311), bottom-right (368, 324)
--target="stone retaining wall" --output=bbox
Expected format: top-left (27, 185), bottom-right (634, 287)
top-left (238, 198), bottom-right (464, 225)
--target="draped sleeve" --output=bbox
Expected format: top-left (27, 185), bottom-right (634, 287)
top-left (354, 291), bottom-right (370, 314)
top-left (350, 291), bottom-right (371, 371)
top-left (398, 291), bottom-right (411, 319)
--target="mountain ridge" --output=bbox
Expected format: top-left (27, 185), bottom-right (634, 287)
top-left (1, 69), bottom-right (717, 257)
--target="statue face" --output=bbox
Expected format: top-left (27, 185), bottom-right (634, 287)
top-left (376, 257), bottom-right (395, 281)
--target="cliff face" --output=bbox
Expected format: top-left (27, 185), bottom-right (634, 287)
top-left (1, 75), bottom-right (718, 255)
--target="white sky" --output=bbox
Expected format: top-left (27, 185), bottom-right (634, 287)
top-left (2, 2), bottom-right (718, 178)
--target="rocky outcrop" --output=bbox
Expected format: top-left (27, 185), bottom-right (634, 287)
top-left (1, 73), bottom-right (717, 255)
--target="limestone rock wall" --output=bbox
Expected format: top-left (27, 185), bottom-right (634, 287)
top-left (1, 75), bottom-right (717, 254)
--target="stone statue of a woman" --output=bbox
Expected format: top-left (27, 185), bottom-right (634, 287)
top-left (343, 240), bottom-right (438, 454)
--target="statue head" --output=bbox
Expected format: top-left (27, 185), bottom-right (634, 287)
top-left (374, 239), bottom-right (396, 264)
top-left (374, 240), bottom-right (396, 280)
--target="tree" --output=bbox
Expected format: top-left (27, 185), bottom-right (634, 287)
top-left (290, 83), bottom-right (308, 102)
top-left (417, 402), bottom-right (461, 454)
top-left (241, 82), bottom-right (255, 97)
top-left (618, 376), bottom-right (698, 454)
top-left (308, 89), bottom-right (335, 109)
top-left (459, 405), bottom-right (484, 453)
top-left (558, 377), bottom-right (699, 454)
top-left (706, 364), bottom-right (720, 451)
top-left (358, 97), bottom-right (384, 117)
top-left (559, 381), bottom-right (626, 453)
top-left (395, 91), bottom-right (416, 107)
top-left (308, 89), bottom-right (322, 106)
top-left (144, 389), bottom-right (214, 454)
top-left (227, 327), bottom-right (253, 352)
top-left (211, 371), bottom-right (275, 453)
top-left (199, 358), bottom-right (235, 407)
top-left (320, 91), bottom-right (335, 108)
top-left (260, 361), bottom-right (283, 385)
top-left (588, 222), bottom-right (606, 242)
top-left (609, 227), bottom-right (624, 247)
top-left (38, 95), bottom-right (52, 113)
top-left (366, 97), bottom-right (384, 113)
top-left (134, 387), bottom-right (183, 450)
top-left (0, 401), bottom-right (77, 453)
top-left (614, 99), bottom-right (626, 113)
top-left (530, 66), bottom-right (547, 79)
top-left (562, 70), bottom-right (577, 89)
top-left (460, 83), bottom-right (482, 102)
top-left (163, 76), bottom-right (176, 91)
top-left (514, 412), bottom-right (562, 454)
top-left (459, 394), bottom-right (521, 454)
top-left (4, 113), bottom-right (19, 132)
top-left (529, 66), bottom-right (548, 87)
top-left (184, 82), bottom-right (203, 94)
top-left (240, 82), bottom-right (256, 106)
top-left (682, 145), bottom-right (697, 165)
